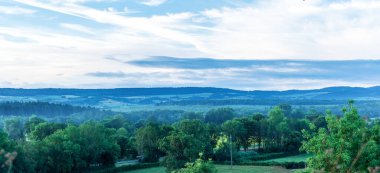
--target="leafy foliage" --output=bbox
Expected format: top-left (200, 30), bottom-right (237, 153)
top-left (301, 101), bottom-right (380, 172)
top-left (136, 123), bottom-right (171, 162)
top-left (175, 156), bottom-right (217, 173)
top-left (160, 120), bottom-right (211, 172)
top-left (205, 108), bottom-right (234, 124)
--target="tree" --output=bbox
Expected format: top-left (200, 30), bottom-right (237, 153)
top-left (266, 106), bottom-right (289, 151)
top-left (205, 108), bottom-right (234, 124)
top-left (290, 108), bottom-right (306, 119)
top-left (174, 119), bottom-right (210, 145)
top-left (4, 117), bottom-right (25, 140)
top-left (160, 131), bottom-right (199, 171)
top-left (0, 130), bottom-right (17, 173)
top-left (182, 112), bottom-right (204, 121)
top-left (160, 120), bottom-right (211, 172)
top-left (236, 118), bottom-right (255, 151)
top-left (101, 115), bottom-right (131, 132)
top-left (24, 116), bottom-right (45, 134)
top-left (76, 123), bottom-right (120, 167)
top-left (175, 120), bottom-right (213, 159)
top-left (135, 123), bottom-right (170, 162)
top-left (251, 113), bottom-right (266, 151)
top-left (301, 102), bottom-right (380, 172)
top-left (115, 128), bottom-right (137, 159)
top-left (0, 130), bottom-right (33, 173)
top-left (279, 103), bottom-right (292, 118)
top-left (29, 122), bottom-right (121, 172)
top-left (29, 122), bottom-right (66, 140)
top-left (213, 135), bottom-right (237, 162)
top-left (222, 119), bottom-right (247, 151)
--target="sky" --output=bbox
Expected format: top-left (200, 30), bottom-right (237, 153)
top-left (1, 0), bottom-right (380, 90)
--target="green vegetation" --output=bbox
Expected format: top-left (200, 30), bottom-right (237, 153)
top-left (175, 156), bottom-right (217, 173)
top-left (126, 167), bottom-right (165, 173)
top-left (123, 165), bottom-right (292, 173)
top-left (0, 101), bottom-right (379, 173)
top-left (301, 101), bottom-right (380, 172)
top-left (215, 165), bottom-right (292, 173)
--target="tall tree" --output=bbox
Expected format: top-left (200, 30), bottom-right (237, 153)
top-left (160, 120), bottom-right (211, 172)
top-left (222, 119), bottom-right (247, 151)
top-left (136, 123), bottom-right (171, 162)
top-left (267, 106), bottom-right (288, 151)
top-left (301, 101), bottom-right (380, 172)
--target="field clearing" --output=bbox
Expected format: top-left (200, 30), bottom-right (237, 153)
top-left (124, 165), bottom-right (293, 173)
top-left (258, 154), bottom-right (311, 163)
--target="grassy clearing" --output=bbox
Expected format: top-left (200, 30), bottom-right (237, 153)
top-left (124, 165), bottom-right (293, 173)
top-left (216, 165), bottom-right (292, 173)
top-left (125, 167), bottom-right (164, 173)
top-left (257, 154), bottom-right (311, 163)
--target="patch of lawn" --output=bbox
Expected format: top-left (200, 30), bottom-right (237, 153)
top-left (257, 154), bottom-right (311, 163)
top-left (216, 165), bottom-right (292, 173)
top-left (123, 165), bottom-right (292, 173)
top-left (125, 167), bottom-right (165, 173)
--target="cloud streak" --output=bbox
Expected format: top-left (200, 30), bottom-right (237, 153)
top-left (86, 71), bottom-right (127, 78)
top-left (1, 0), bottom-right (380, 89)
top-left (0, 6), bottom-right (36, 15)
top-left (140, 0), bottom-right (167, 6)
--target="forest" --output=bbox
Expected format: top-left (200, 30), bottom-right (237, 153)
top-left (0, 100), bottom-right (379, 173)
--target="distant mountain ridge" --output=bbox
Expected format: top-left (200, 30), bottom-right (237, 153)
top-left (1, 86), bottom-right (380, 100)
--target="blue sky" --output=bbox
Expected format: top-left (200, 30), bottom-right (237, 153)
top-left (1, 0), bottom-right (380, 90)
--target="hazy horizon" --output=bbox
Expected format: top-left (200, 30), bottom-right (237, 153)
top-left (1, 84), bottom-right (380, 92)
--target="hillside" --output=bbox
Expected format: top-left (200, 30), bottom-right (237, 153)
top-left (1, 86), bottom-right (380, 99)
top-left (1, 86), bottom-right (380, 118)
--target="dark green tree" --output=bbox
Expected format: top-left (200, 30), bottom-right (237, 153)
top-left (29, 122), bottom-right (67, 140)
top-left (136, 123), bottom-right (171, 162)
top-left (205, 108), bottom-right (234, 124)
top-left (24, 116), bottom-right (45, 134)
top-left (160, 120), bottom-right (211, 172)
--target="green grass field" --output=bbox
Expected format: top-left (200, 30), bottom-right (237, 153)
top-left (124, 165), bottom-right (293, 173)
top-left (257, 154), bottom-right (311, 163)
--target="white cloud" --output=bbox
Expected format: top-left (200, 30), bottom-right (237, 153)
top-left (139, 0), bottom-right (167, 6)
top-left (0, 6), bottom-right (36, 15)
top-left (2, 0), bottom-right (380, 89)
top-left (196, 0), bottom-right (380, 60)
top-left (13, 0), bottom-right (212, 54)
top-left (60, 23), bottom-right (95, 34)
top-left (46, 0), bottom-right (111, 4)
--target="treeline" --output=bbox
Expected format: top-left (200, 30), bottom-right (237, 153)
top-left (0, 104), bottom-right (321, 172)
top-left (0, 102), bottom-right (379, 173)
top-left (0, 101), bottom-right (114, 118)
top-left (156, 99), bottom-right (349, 106)
top-left (0, 87), bottom-right (240, 97)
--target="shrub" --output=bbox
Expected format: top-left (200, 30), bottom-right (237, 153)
top-left (175, 158), bottom-right (217, 173)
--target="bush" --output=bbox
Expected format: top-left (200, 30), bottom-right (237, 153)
top-left (175, 158), bottom-right (217, 173)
